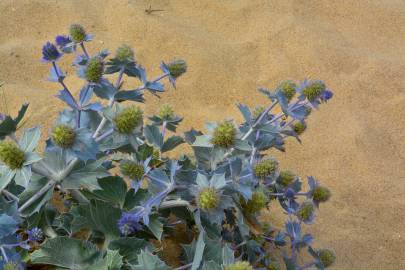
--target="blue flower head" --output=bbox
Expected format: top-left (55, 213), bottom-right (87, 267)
top-left (42, 42), bottom-right (61, 62)
top-left (27, 227), bottom-right (43, 242)
top-left (117, 212), bottom-right (142, 236)
top-left (55, 35), bottom-right (75, 53)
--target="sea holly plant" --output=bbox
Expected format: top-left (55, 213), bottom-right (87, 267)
top-left (0, 24), bottom-right (336, 270)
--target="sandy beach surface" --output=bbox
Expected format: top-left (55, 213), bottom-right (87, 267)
top-left (1, 0), bottom-right (405, 269)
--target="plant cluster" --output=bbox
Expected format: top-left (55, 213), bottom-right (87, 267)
top-left (0, 24), bottom-right (335, 269)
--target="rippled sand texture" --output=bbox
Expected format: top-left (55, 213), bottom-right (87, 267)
top-left (1, 0), bottom-right (405, 269)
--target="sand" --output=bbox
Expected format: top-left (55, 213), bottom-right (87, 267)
top-left (1, 0), bottom-right (405, 269)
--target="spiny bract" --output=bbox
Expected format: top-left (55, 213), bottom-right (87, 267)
top-left (253, 158), bottom-right (278, 179)
top-left (0, 141), bottom-right (25, 170)
top-left (115, 44), bottom-right (134, 62)
top-left (318, 249), bottom-right (336, 267)
top-left (293, 121), bottom-right (307, 135)
top-left (302, 81), bottom-right (326, 101)
top-left (211, 121), bottom-right (236, 148)
top-left (120, 161), bottom-right (145, 180)
top-left (225, 261), bottom-right (253, 270)
top-left (278, 80), bottom-right (297, 102)
top-left (197, 187), bottom-right (219, 210)
top-left (312, 186), bottom-right (331, 203)
top-left (51, 125), bottom-right (76, 149)
top-left (252, 105), bottom-right (265, 120)
top-left (85, 57), bottom-right (104, 83)
top-left (69, 24), bottom-right (87, 43)
top-left (114, 106), bottom-right (143, 134)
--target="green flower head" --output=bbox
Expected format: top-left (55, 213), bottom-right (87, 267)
top-left (51, 125), bottom-right (76, 149)
top-left (252, 105), bottom-right (265, 120)
top-left (0, 141), bottom-right (25, 170)
top-left (211, 121), bottom-right (236, 149)
top-left (120, 161), bottom-right (144, 180)
top-left (318, 249), bottom-right (336, 267)
top-left (114, 106), bottom-right (143, 134)
top-left (85, 57), bottom-right (104, 83)
top-left (115, 44), bottom-right (134, 62)
top-left (293, 121), bottom-right (307, 135)
top-left (302, 81), bottom-right (326, 101)
top-left (225, 261), bottom-right (253, 270)
top-left (278, 80), bottom-right (297, 102)
top-left (3, 262), bottom-right (20, 270)
top-left (312, 185), bottom-right (331, 203)
top-left (253, 158), bottom-right (278, 179)
top-left (242, 190), bottom-right (267, 214)
top-left (277, 170), bottom-right (296, 187)
top-left (69, 24), bottom-right (87, 43)
top-left (197, 187), bottom-right (219, 210)
top-left (297, 201), bottom-right (315, 223)
top-left (167, 59), bottom-right (187, 79)
top-left (158, 104), bottom-right (174, 120)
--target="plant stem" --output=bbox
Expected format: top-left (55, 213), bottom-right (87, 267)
top-left (18, 180), bottom-right (56, 212)
top-left (80, 42), bottom-right (89, 58)
top-left (242, 100), bottom-right (278, 140)
top-left (0, 246), bottom-right (9, 262)
top-left (1, 189), bottom-right (19, 202)
top-left (175, 263), bottom-right (193, 270)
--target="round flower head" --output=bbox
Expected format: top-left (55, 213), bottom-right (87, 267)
top-left (166, 59), bottom-right (187, 79)
top-left (115, 44), bottom-right (135, 62)
top-left (158, 104), bottom-right (174, 120)
top-left (120, 161), bottom-right (145, 180)
top-left (0, 141), bottom-right (25, 170)
top-left (302, 80), bottom-right (326, 101)
top-left (4, 262), bottom-right (20, 270)
top-left (242, 190), bottom-right (267, 214)
top-left (197, 187), bottom-right (220, 210)
top-left (318, 249), bottom-right (336, 267)
top-left (253, 158), bottom-right (278, 179)
top-left (225, 261), bottom-right (253, 270)
top-left (51, 125), bottom-right (76, 149)
top-left (27, 227), bottom-right (43, 242)
top-left (252, 105), bottom-right (265, 120)
top-left (277, 170), bottom-right (296, 187)
top-left (69, 24), bottom-right (87, 43)
top-left (114, 106), bottom-right (143, 134)
top-left (85, 57), bottom-right (104, 83)
top-left (42, 42), bottom-right (61, 62)
top-left (297, 201), bottom-right (315, 223)
top-left (293, 121), bottom-right (306, 135)
top-left (278, 80), bottom-right (297, 102)
top-left (311, 185), bottom-right (331, 204)
top-left (211, 121), bottom-right (237, 148)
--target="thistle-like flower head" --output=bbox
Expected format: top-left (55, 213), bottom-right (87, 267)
top-left (211, 121), bottom-right (237, 149)
top-left (242, 190), bottom-right (267, 214)
top-left (225, 261), bottom-right (253, 270)
top-left (51, 125), bottom-right (76, 149)
top-left (158, 104), bottom-right (175, 120)
top-left (115, 44), bottom-right (135, 62)
top-left (296, 201), bottom-right (315, 223)
top-left (114, 105), bottom-right (143, 134)
top-left (120, 160), bottom-right (145, 180)
top-left (42, 42), bottom-right (61, 62)
top-left (253, 158), bottom-right (278, 179)
top-left (27, 227), bottom-right (43, 242)
top-left (318, 249), bottom-right (336, 267)
top-left (278, 80), bottom-right (297, 102)
top-left (3, 262), bottom-right (20, 270)
top-left (293, 121), bottom-right (307, 135)
top-left (312, 185), bottom-right (331, 204)
top-left (166, 59), bottom-right (187, 79)
top-left (302, 80), bottom-right (326, 101)
top-left (0, 141), bottom-right (25, 170)
top-left (277, 170), bottom-right (296, 187)
top-left (69, 24), bottom-right (87, 43)
top-left (197, 187), bottom-right (220, 210)
top-left (85, 57), bottom-right (104, 83)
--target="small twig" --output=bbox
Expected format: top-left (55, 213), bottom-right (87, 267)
top-left (145, 4), bottom-right (164, 15)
